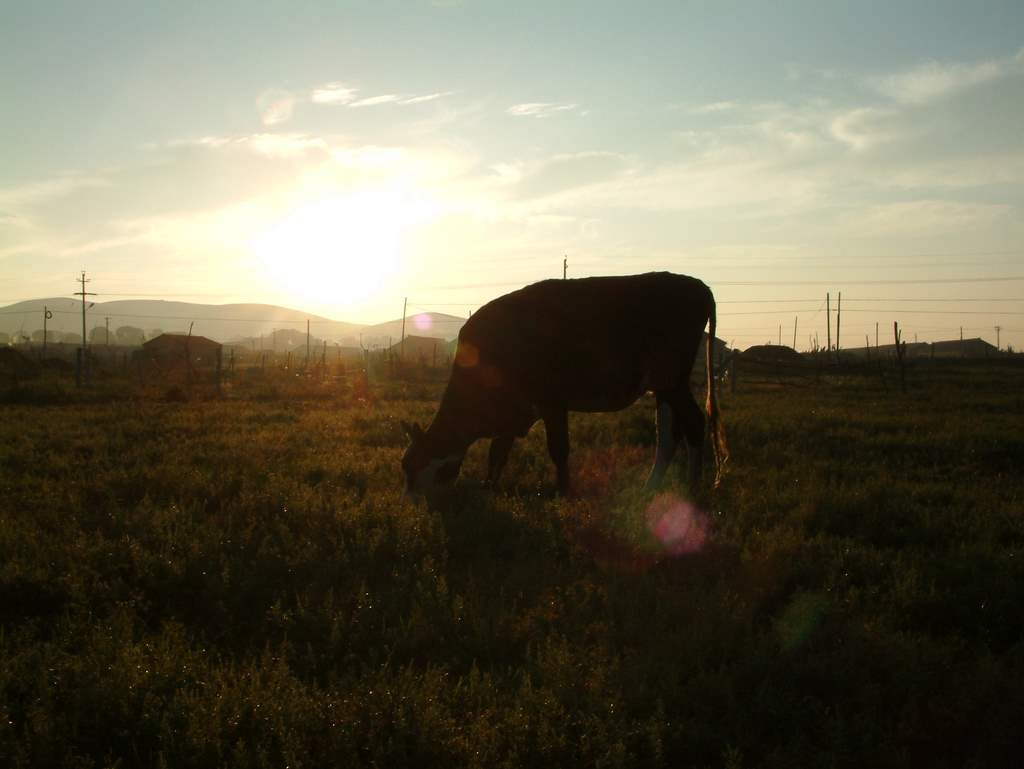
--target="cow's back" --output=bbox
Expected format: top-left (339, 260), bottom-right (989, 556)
top-left (458, 273), bottom-right (712, 412)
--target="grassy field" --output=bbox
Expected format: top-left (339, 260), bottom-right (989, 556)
top-left (1, 362), bottom-right (1022, 768)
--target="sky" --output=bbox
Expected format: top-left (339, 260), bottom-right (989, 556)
top-left (2, 0), bottom-right (1023, 349)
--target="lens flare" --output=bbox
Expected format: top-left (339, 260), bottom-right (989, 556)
top-left (413, 313), bottom-right (433, 332)
top-left (455, 341), bottom-right (479, 368)
top-left (645, 493), bottom-right (708, 556)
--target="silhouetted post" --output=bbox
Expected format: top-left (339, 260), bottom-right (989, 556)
top-left (400, 298), bottom-right (407, 362)
top-left (826, 292), bottom-right (831, 354)
top-left (321, 340), bottom-right (326, 381)
top-left (306, 319), bottom-right (310, 369)
top-left (563, 255), bottom-right (567, 279)
top-left (995, 325), bottom-right (1002, 351)
top-left (74, 271), bottom-right (95, 383)
top-left (42, 306), bottom-right (52, 356)
top-left (865, 334), bottom-right (870, 360)
top-left (835, 291), bottom-right (842, 362)
top-left (792, 316), bottom-right (797, 350)
top-left (778, 325), bottom-right (781, 345)
top-left (894, 321), bottom-right (906, 393)
top-left (960, 326), bottom-right (964, 357)
top-left (875, 321), bottom-right (879, 350)
top-left (185, 321), bottom-right (195, 384)
top-left (105, 316), bottom-right (110, 346)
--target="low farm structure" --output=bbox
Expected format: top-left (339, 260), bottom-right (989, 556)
top-left (139, 333), bottom-right (222, 380)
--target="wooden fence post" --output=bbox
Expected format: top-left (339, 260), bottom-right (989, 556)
top-left (216, 347), bottom-right (223, 395)
top-left (894, 321), bottom-right (906, 393)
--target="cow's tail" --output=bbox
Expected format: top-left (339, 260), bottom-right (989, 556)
top-left (706, 293), bottom-right (729, 488)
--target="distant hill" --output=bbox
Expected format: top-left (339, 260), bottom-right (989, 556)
top-left (358, 312), bottom-right (466, 347)
top-left (0, 298), bottom-right (466, 347)
top-left (0, 298), bottom-right (360, 345)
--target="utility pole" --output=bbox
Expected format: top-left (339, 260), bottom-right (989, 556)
top-left (875, 322), bottom-right (879, 350)
top-left (995, 326), bottom-right (1001, 351)
top-left (792, 316), bottom-right (798, 350)
top-left (105, 316), bottom-right (111, 345)
top-left (835, 291), bottom-right (842, 356)
top-left (74, 271), bottom-right (95, 385)
top-left (563, 255), bottom-right (567, 279)
top-left (400, 297), bottom-right (407, 362)
top-left (74, 271), bottom-right (95, 349)
top-left (826, 292), bottom-right (831, 352)
top-left (42, 306), bottom-right (52, 355)
top-left (778, 325), bottom-right (782, 345)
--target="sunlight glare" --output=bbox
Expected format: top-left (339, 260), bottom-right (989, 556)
top-left (249, 187), bottom-right (438, 310)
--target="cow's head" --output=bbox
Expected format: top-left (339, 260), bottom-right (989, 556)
top-left (401, 420), bottom-right (465, 496)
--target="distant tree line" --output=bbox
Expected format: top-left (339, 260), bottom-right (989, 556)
top-left (9, 325), bottom-right (153, 346)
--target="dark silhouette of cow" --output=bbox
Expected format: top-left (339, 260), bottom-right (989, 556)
top-left (401, 272), bottom-right (727, 496)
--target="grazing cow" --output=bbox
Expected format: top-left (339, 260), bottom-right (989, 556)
top-left (401, 272), bottom-right (728, 496)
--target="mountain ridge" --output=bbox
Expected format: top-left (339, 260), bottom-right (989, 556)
top-left (0, 298), bottom-right (466, 344)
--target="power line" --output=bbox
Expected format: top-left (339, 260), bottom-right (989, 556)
top-left (429, 275), bottom-right (1024, 291)
top-left (841, 308), bottom-right (1024, 315)
top-left (716, 276), bottom-right (1024, 286)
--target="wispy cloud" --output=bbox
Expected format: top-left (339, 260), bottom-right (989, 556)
top-left (168, 133), bottom-right (328, 159)
top-left (310, 83), bottom-right (453, 108)
top-left (507, 102), bottom-right (579, 118)
top-left (829, 107), bottom-right (900, 152)
top-left (350, 94), bottom-right (403, 107)
top-left (505, 151), bottom-right (631, 200)
top-left (871, 58), bottom-right (1003, 105)
top-left (690, 100), bottom-right (738, 115)
top-left (838, 199), bottom-right (1012, 235)
top-left (398, 91), bottom-right (453, 105)
top-left (311, 82), bottom-right (358, 105)
top-left (0, 174), bottom-right (109, 208)
top-left (256, 89), bottom-right (295, 125)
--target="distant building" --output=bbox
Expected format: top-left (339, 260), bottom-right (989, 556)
top-left (844, 337), bottom-right (999, 359)
top-left (930, 338), bottom-right (999, 358)
top-left (141, 333), bottom-right (222, 368)
top-left (389, 335), bottom-right (451, 367)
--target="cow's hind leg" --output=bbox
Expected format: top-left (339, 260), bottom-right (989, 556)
top-left (674, 389), bottom-right (706, 492)
top-left (541, 406), bottom-right (570, 496)
top-left (643, 394), bottom-right (679, 491)
top-left (486, 434), bottom-right (515, 487)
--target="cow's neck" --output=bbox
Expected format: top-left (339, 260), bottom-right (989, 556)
top-left (426, 394), bottom-right (473, 456)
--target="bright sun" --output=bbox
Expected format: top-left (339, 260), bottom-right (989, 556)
top-left (249, 187), bottom-right (436, 311)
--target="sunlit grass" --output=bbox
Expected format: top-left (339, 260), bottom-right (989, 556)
top-left (1, 362), bottom-right (1022, 767)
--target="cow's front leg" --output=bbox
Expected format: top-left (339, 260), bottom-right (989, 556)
top-left (486, 434), bottom-right (515, 487)
top-left (643, 395), bottom-right (678, 491)
top-left (542, 407), bottom-right (570, 496)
